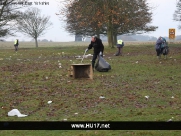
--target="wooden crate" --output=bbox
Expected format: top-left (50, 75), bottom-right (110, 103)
top-left (69, 64), bottom-right (93, 79)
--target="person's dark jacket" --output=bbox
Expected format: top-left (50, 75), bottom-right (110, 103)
top-left (88, 37), bottom-right (104, 53)
top-left (155, 39), bottom-right (163, 50)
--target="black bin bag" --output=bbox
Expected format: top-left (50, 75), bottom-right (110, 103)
top-left (95, 56), bottom-right (111, 72)
top-left (162, 46), bottom-right (169, 55)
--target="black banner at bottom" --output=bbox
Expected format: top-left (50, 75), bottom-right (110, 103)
top-left (0, 121), bottom-right (181, 130)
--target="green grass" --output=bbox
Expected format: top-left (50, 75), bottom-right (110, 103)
top-left (0, 42), bottom-right (181, 135)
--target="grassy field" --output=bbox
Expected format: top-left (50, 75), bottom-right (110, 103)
top-left (0, 41), bottom-right (159, 49)
top-left (0, 42), bottom-right (181, 135)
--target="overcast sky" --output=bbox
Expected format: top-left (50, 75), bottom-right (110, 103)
top-left (9, 0), bottom-right (180, 42)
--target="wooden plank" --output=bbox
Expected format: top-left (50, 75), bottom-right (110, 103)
top-left (68, 66), bottom-right (73, 77)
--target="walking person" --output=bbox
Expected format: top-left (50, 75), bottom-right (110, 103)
top-left (14, 39), bottom-right (19, 51)
top-left (115, 39), bottom-right (124, 56)
top-left (85, 36), bottom-right (104, 71)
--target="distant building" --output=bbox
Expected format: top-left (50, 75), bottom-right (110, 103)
top-left (75, 34), bottom-right (82, 41)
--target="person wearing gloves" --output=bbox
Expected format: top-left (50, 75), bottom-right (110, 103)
top-left (85, 36), bottom-right (104, 70)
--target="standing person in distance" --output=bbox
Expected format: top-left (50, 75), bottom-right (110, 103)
top-left (115, 39), bottom-right (124, 56)
top-left (85, 36), bottom-right (104, 71)
top-left (155, 36), bottom-right (163, 59)
top-left (14, 39), bottom-right (19, 51)
top-left (160, 37), bottom-right (167, 53)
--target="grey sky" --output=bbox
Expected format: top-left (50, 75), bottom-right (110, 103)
top-left (10, 0), bottom-right (180, 41)
top-left (147, 0), bottom-right (179, 38)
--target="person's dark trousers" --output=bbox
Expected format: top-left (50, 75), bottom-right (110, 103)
top-left (115, 47), bottom-right (121, 55)
top-left (161, 47), bottom-right (165, 54)
top-left (156, 48), bottom-right (161, 58)
top-left (92, 51), bottom-right (103, 70)
top-left (116, 47), bottom-right (121, 56)
top-left (115, 46), bottom-right (123, 56)
top-left (14, 45), bottom-right (18, 51)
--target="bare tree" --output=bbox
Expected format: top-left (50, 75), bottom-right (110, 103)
top-left (16, 7), bottom-right (52, 47)
top-left (173, 0), bottom-right (181, 29)
top-left (0, 0), bottom-right (30, 37)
